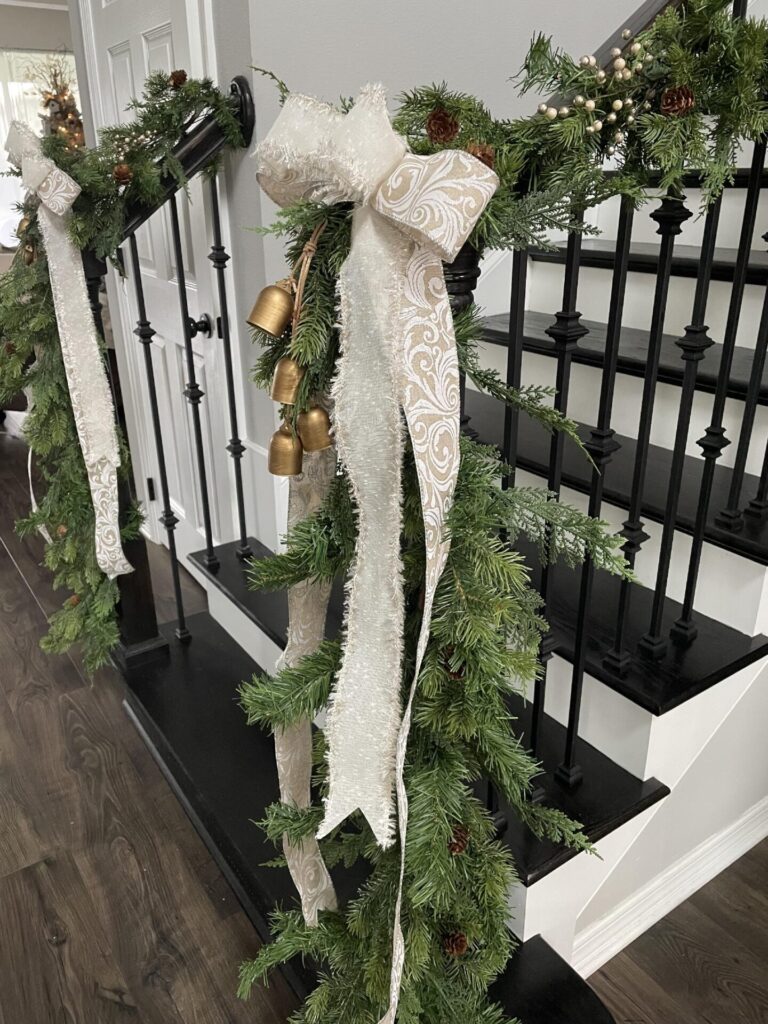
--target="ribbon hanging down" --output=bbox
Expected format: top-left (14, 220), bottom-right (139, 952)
top-left (5, 122), bottom-right (132, 580)
top-left (255, 84), bottom-right (497, 1021)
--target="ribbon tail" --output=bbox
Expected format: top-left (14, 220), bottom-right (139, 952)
top-left (378, 249), bottom-right (461, 1024)
top-left (318, 209), bottom-right (410, 849)
top-left (35, 205), bottom-right (132, 580)
top-left (277, 449), bottom-right (338, 922)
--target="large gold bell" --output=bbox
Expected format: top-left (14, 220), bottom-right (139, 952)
top-left (247, 279), bottom-right (294, 337)
top-left (16, 216), bottom-right (30, 239)
top-left (22, 243), bottom-right (35, 266)
top-left (297, 405), bottom-right (333, 452)
top-left (268, 421), bottom-right (303, 476)
top-left (270, 356), bottom-right (305, 405)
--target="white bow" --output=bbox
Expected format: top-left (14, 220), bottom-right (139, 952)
top-left (255, 85), bottom-right (498, 1022)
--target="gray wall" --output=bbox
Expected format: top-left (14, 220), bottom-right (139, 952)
top-left (0, 6), bottom-right (72, 51)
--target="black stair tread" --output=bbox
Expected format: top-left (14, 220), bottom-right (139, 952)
top-left (491, 935), bottom-right (616, 1024)
top-left (530, 240), bottom-right (768, 285)
top-left (124, 612), bottom-right (617, 1020)
top-left (500, 693), bottom-right (668, 885)
top-left (465, 386), bottom-right (768, 566)
top-left (483, 310), bottom-right (768, 404)
top-left (192, 545), bottom-right (668, 867)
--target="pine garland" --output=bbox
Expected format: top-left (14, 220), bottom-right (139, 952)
top-left (238, 3), bottom-right (768, 1016)
top-left (0, 72), bottom-right (242, 670)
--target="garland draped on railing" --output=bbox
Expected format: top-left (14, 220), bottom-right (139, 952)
top-left (238, 2), bottom-right (768, 1021)
top-left (0, 72), bottom-right (242, 670)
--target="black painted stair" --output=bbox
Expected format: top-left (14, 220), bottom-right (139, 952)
top-left (191, 541), bottom-right (669, 875)
top-left (530, 240), bottom-right (768, 285)
top-left (122, 612), bottom-right (616, 1021)
top-left (483, 310), bottom-right (768, 403)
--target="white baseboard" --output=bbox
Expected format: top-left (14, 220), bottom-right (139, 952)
top-left (572, 795), bottom-right (768, 978)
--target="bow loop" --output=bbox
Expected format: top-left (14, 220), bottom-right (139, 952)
top-left (6, 121), bottom-right (81, 216)
top-left (373, 150), bottom-right (498, 263)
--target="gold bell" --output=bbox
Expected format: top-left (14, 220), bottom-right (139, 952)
top-left (270, 356), bottom-right (305, 405)
top-left (16, 216), bottom-right (30, 239)
top-left (268, 421), bottom-right (303, 476)
top-left (247, 279), bottom-right (294, 337)
top-left (297, 406), bottom-right (333, 452)
top-left (22, 243), bottom-right (35, 266)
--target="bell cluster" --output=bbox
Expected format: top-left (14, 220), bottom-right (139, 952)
top-left (247, 280), bottom-right (333, 476)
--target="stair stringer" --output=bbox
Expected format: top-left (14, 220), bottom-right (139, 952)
top-left (509, 656), bottom-right (768, 973)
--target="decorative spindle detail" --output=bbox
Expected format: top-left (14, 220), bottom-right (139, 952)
top-left (536, 209), bottom-right (587, 764)
top-left (715, 228), bottom-right (768, 533)
top-left (169, 194), bottom-right (219, 572)
top-left (444, 242), bottom-right (482, 438)
top-left (672, 137), bottom-right (767, 643)
top-left (128, 234), bottom-right (190, 643)
top-left (604, 193), bottom-right (692, 675)
top-left (638, 196), bottom-right (721, 657)
top-left (556, 197), bottom-right (634, 787)
top-left (208, 175), bottom-right (251, 559)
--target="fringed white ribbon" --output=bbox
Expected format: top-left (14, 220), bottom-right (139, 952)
top-left (5, 122), bottom-right (132, 580)
top-left (255, 85), bottom-right (497, 1020)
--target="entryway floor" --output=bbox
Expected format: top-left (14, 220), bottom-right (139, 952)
top-left (1, 421), bottom-right (766, 1023)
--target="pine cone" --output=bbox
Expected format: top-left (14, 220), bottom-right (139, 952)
top-left (443, 931), bottom-right (468, 957)
top-left (660, 85), bottom-right (695, 117)
top-left (4, 342), bottom-right (16, 357)
top-left (113, 163), bottom-right (133, 185)
top-left (448, 824), bottom-right (470, 855)
top-left (426, 108), bottom-right (460, 145)
top-left (68, 595), bottom-right (81, 608)
top-left (56, 524), bottom-right (68, 538)
top-left (466, 142), bottom-right (495, 170)
top-left (169, 69), bottom-right (188, 90)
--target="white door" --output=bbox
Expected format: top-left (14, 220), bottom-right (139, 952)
top-left (76, 0), bottom-right (235, 566)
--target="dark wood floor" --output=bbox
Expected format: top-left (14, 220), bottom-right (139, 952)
top-left (0, 420), bottom-right (297, 1023)
top-left (1, 418), bottom-right (766, 1023)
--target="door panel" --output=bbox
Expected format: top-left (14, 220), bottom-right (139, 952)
top-left (78, 0), bottom-right (234, 564)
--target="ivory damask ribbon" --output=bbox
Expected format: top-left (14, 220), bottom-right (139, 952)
top-left (255, 85), bottom-right (497, 1020)
top-left (6, 122), bottom-right (132, 580)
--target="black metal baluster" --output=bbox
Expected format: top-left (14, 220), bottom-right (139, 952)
top-left (604, 194), bottom-right (692, 674)
top-left (128, 234), bottom-right (190, 643)
top-left (502, 247), bottom-right (528, 489)
top-left (715, 228), bottom-right (768, 532)
top-left (746, 440), bottom-right (768, 518)
top-left (556, 198), bottom-right (634, 785)
top-left (208, 175), bottom-right (251, 560)
top-left (169, 194), bottom-right (219, 571)
top-left (672, 139), bottom-right (767, 642)
top-left (536, 211), bottom-right (588, 760)
top-left (638, 196), bottom-right (722, 656)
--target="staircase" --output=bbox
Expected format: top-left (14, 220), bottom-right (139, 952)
top-left (73, 5), bottom-right (768, 1021)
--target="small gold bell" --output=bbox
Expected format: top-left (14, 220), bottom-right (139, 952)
top-left (268, 421), bottom-right (303, 476)
top-left (247, 279), bottom-right (294, 337)
top-left (22, 243), bottom-right (35, 266)
top-left (297, 406), bottom-right (333, 452)
top-left (270, 356), bottom-right (306, 405)
top-left (16, 216), bottom-right (30, 238)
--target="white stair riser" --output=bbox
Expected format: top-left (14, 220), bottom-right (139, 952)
top-left (515, 467), bottom-right (768, 637)
top-left (529, 261), bottom-right (766, 352)
top-left (474, 342), bottom-right (768, 476)
top-left (590, 188), bottom-right (768, 250)
top-left (511, 658), bottom-right (768, 975)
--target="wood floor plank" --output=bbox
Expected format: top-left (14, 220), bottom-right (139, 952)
top-left (619, 899), bottom-right (768, 1023)
top-left (0, 852), bottom-right (138, 1024)
top-left (589, 950), bottom-right (701, 1024)
top-left (0, 692), bottom-right (51, 880)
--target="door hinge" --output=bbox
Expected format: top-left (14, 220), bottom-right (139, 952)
top-left (146, 477), bottom-right (156, 501)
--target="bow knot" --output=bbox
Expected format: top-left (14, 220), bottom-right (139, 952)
top-left (6, 121), bottom-right (81, 216)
